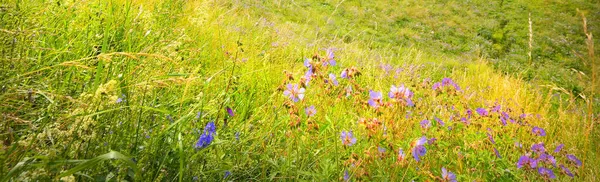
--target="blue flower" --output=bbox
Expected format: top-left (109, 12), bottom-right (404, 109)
top-left (329, 73), bottom-right (339, 86)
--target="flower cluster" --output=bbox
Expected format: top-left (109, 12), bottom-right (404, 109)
top-left (195, 122), bottom-right (216, 149)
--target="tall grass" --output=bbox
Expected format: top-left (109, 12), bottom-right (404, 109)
top-left (1, 0), bottom-right (598, 181)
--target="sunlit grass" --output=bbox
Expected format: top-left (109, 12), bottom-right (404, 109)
top-left (1, 0), bottom-right (597, 181)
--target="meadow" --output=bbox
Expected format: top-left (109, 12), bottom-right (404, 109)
top-left (1, 0), bottom-right (599, 181)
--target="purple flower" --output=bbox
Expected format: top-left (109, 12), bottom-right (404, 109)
top-left (368, 90), bottom-right (383, 108)
top-left (412, 136), bottom-right (427, 162)
top-left (226, 107), bottom-right (234, 117)
top-left (435, 117), bottom-right (445, 126)
top-left (441, 167), bottom-right (457, 182)
top-left (537, 167), bottom-right (556, 179)
top-left (515, 141), bottom-right (523, 148)
top-left (531, 143), bottom-right (546, 154)
top-left (224, 171), bottom-right (231, 179)
top-left (204, 122), bottom-right (216, 134)
top-left (566, 154), bottom-right (582, 167)
top-left (304, 58), bottom-right (312, 68)
top-left (517, 155), bottom-right (537, 169)
top-left (283, 84), bottom-right (305, 102)
top-left (324, 48), bottom-right (336, 66)
top-left (491, 105), bottom-right (501, 112)
top-left (427, 137), bottom-right (437, 145)
top-left (476, 108), bottom-right (489, 116)
top-left (235, 132), bottom-right (240, 141)
top-left (343, 170), bottom-right (350, 181)
top-left (494, 147), bottom-right (502, 158)
top-left (554, 144), bottom-right (564, 153)
top-left (305, 105), bottom-right (317, 117)
top-left (420, 119), bottom-right (431, 129)
top-left (195, 132), bottom-right (214, 149)
top-left (466, 109), bottom-right (473, 118)
top-left (560, 164), bottom-right (574, 177)
top-left (460, 117), bottom-right (470, 125)
top-left (532, 126), bottom-right (546, 136)
top-left (432, 82), bottom-right (441, 91)
top-left (378, 146), bottom-right (386, 154)
top-left (487, 132), bottom-right (495, 144)
top-left (329, 73), bottom-right (339, 86)
top-left (389, 85), bottom-right (413, 100)
top-left (538, 153), bottom-right (557, 166)
top-left (341, 69), bottom-right (349, 79)
top-left (340, 131), bottom-right (357, 146)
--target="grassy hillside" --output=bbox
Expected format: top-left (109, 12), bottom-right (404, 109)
top-left (1, 0), bottom-right (598, 181)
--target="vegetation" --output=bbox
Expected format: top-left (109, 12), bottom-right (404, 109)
top-left (1, 0), bottom-right (598, 181)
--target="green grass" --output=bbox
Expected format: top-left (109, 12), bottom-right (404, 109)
top-left (1, 0), bottom-right (598, 181)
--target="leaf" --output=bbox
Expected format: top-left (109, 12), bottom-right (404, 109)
top-left (57, 151), bottom-right (139, 179)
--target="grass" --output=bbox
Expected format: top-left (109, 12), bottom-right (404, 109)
top-left (1, 0), bottom-right (598, 181)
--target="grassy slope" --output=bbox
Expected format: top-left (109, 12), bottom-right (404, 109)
top-left (1, 0), bottom-right (598, 181)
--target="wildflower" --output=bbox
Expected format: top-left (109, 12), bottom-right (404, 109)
top-left (560, 164), bottom-right (574, 177)
top-left (517, 155), bottom-right (537, 169)
top-left (341, 69), bottom-right (349, 79)
top-left (389, 85), bottom-right (414, 106)
top-left (343, 170), bottom-right (350, 181)
top-left (226, 107), bottom-right (234, 117)
top-left (491, 105), bottom-right (501, 113)
top-left (204, 122), bottom-right (216, 134)
top-left (494, 147), bottom-right (502, 158)
top-left (340, 131), bottom-right (357, 146)
top-left (432, 82), bottom-right (441, 91)
top-left (538, 153), bottom-right (557, 166)
top-left (566, 154), bottom-right (582, 167)
top-left (427, 137), bottom-right (437, 145)
top-left (537, 167), bottom-right (556, 179)
top-left (520, 113), bottom-right (527, 119)
top-left (441, 167), bottom-right (457, 182)
top-left (283, 84), bottom-right (305, 102)
top-left (476, 108), bottom-right (489, 116)
top-left (329, 73), bottom-right (339, 86)
top-left (388, 85), bottom-right (413, 100)
top-left (531, 143), bottom-right (546, 154)
top-left (554, 144), bottom-right (564, 153)
top-left (420, 119), bottom-right (431, 129)
top-left (235, 132), bottom-right (240, 141)
top-left (324, 48), bottom-right (336, 66)
top-left (368, 90), bottom-right (383, 109)
top-left (441, 78), bottom-right (461, 90)
top-left (224, 171), bottom-right (231, 179)
top-left (466, 109), bottom-right (473, 118)
top-left (412, 136), bottom-right (427, 162)
top-left (378, 146), bottom-right (386, 155)
top-left (398, 148), bottom-right (406, 161)
top-left (460, 117), bottom-right (470, 125)
top-left (195, 122), bottom-right (216, 149)
top-left (435, 117), bottom-right (445, 126)
top-left (487, 132), bottom-right (495, 144)
top-left (195, 132), bottom-right (214, 149)
top-left (196, 111), bottom-right (202, 119)
top-left (532, 126), bottom-right (546, 136)
top-left (304, 58), bottom-right (312, 69)
top-left (305, 105), bottom-right (317, 117)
